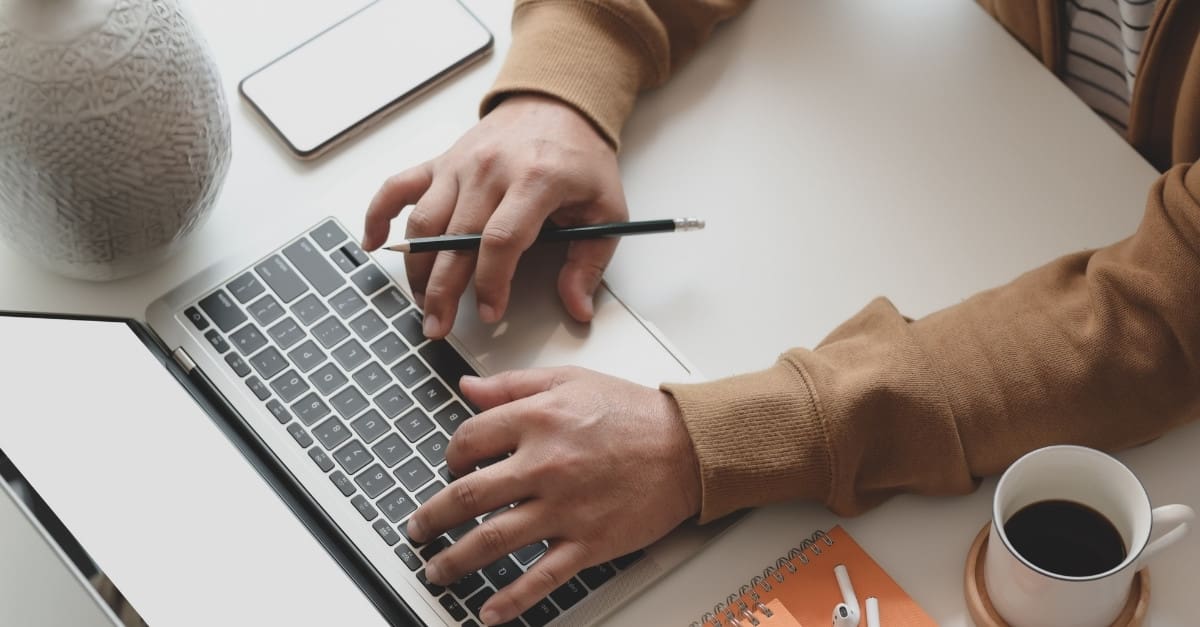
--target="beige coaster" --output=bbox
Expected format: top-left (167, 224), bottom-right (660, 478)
top-left (963, 523), bottom-right (1150, 627)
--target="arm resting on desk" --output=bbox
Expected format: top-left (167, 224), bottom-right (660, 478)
top-left (665, 162), bottom-right (1200, 522)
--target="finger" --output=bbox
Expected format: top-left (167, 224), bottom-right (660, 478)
top-left (404, 176), bottom-right (459, 307)
top-left (458, 368), bottom-right (572, 411)
top-left (362, 164), bottom-right (433, 251)
top-left (557, 237), bottom-right (618, 322)
top-left (406, 459), bottom-right (528, 545)
top-left (479, 540), bottom-right (591, 625)
top-left (424, 502), bottom-right (553, 586)
top-left (473, 185), bottom-right (561, 323)
top-left (443, 402), bottom-right (525, 477)
top-left (421, 179), bottom-right (506, 338)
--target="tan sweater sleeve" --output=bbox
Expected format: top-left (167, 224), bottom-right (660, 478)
top-left (481, 0), bottom-right (753, 147)
top-left (665, 162), bottom-right (1200, 522)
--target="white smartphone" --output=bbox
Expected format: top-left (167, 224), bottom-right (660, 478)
top-left (240, 0), bottom-right (493, 159)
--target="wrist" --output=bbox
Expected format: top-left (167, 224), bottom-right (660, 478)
top-left (660, 390), bottom-right (703, 520)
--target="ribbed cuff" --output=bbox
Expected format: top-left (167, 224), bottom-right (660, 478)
top-left (481, 0), bottom-right (656, 149)
top-left (662, 356), bottom-right (833, 524)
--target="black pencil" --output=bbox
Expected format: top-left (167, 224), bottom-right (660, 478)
top-left (382, 218), bottom-right (705, 253)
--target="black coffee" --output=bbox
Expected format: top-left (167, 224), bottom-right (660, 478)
top-left (1003, 499), bottom-right (1126, 577)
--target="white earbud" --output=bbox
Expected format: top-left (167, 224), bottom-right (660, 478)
top-left (831, 564), bottom-right (861, 627)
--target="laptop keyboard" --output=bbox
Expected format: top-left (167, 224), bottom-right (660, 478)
top-left (181, 219), bottom-right (642, 626)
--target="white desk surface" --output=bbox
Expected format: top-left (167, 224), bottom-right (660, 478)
top-left (1, 0), bottom-right (1195, 625)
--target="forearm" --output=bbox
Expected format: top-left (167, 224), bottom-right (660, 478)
top-left (666, 163), bottom-right (1200, 521)
top-left (483, 0), bottom-right (753, 147)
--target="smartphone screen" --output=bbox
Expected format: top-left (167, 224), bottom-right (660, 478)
top-left (240, 0), bottom-right (492, 158)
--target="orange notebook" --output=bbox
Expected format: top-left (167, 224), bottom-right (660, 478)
top-left (692, 526), bottom-right (935, 627)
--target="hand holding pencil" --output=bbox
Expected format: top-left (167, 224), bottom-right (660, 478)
top-left (381, 218), bottom-right (705, 253)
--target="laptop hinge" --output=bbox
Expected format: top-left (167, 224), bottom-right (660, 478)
top-left (171, 347), bottom-right (198, 373)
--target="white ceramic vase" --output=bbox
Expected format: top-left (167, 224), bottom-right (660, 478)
top-left (0, 0), bottom-right (231, 281)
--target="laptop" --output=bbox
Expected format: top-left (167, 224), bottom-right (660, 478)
top-left (0, 217), bottom-right (733, 626)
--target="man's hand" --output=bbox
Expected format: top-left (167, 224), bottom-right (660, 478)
top-left (404, 367), bottom-right (701, 625)
top-left (362, 95), bottom-right (628, 340)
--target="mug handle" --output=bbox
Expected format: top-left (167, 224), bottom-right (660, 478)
top-left (1138, 504), bottom-right (1195, 566)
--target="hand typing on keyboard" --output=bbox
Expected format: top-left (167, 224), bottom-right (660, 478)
top-left (405, 367), bottom-right (700, 626)
top-left (360, 94), bottom-right (628, 340)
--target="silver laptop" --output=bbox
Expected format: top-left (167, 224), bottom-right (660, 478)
top-left (0, 217), bottom-right (732, 626)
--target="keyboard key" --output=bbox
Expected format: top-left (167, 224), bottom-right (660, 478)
top-left (291, 392), bottom-right (331, 426)
top-left (482, 556), bottom-right (521, 590)
top-left (329, 287), bottom-right (367, 319)
top-left (254, 255), bottom-right (307, 303)
top-left (350, 310), bottom-right (387, 342)
top-left (329, 387), bottom-right (368, 421)
top-left (308, 447), bottom-right (335, 472)
top-left (465, 587), bottom-right (495, 619)
top-left (369, 333), bottom-right (405, 364)
top-left (331, 339), bottom-right (370, 371)
top-left (447, 518), bottom-right (478, 542)
top-left (290, 294), bottom-right (329, 326)
top-left (334, 440), bottom-right (373, 475)
top-left (391, 355), bottom-right (430, 388)
top-left (224, 352), bottom-right (250, 377)
top-left (394, 457), bottom-right (433, 491)
top-left (417, 433), bottom-right (449, 466)
top-left (351, 494), bottom-right (378, 521)
top-left (330, 471), bottom-right (356, 496)
top-left (374, 385), bottom-right (414, 418)
top-left (433, 402), bottom-right (470, 436)
top-left (413, 378), bottom-right (452, 412)
top-left (450, 571), bottom-right (485, 599)
top-left (283, 238), bottom-right (345, 296)
top-left (522, 598), bottom-right (560, 627)
top-left (342, 240), bottom-right (370, 265)
top-left (352, 363), bottom-right (390, 395)
top-left (419, 341), bottom-right (477, 397)
top-left (249, 346), bottom-right (287, 379)
top-left (312, 316), bottom-right (350, 348)
top-left (578, 563), bottom-right (616, 590)
top-left (418, 536), bottom-right (450, 561)
top-left (418, 570), bottom-right (446, 596)
top-left (372, 288), bottom-right (410, 318)
top-left (440, 595), bottom-right (469, 621)
top-left (438, 464), bottom-right (454, 484)
top-left (270, 369), bottom-right (310, 403)
top-left (549, 578), bottom-right (588, 611)
top-left (415, 480), bottom-right (444, 504)
top-left (463, 621), bottom-right (480, 627)
top-left (330, 248), bottom-right (358, 273)
top-left (612, 550), bottom-right (645, 570)
top-left (371, 433), bottom-right (412, 467)
top-left (351, 264), bottom-right (389, 296)
top-left (395, 543), bottom-right (421, 571)
top-left (245, 376), bottom-right (270, 401)
top-left (513, 542), bottom-right (547, 566)
top-left (184, 306), bottom-right (209, 331)
top-left (204, 329), bottom-right (230, 353)
top-left (372, 519), bottom-right (401, 546)
top-left (350, 408), bottom-right (388, 442)
top-left (227, 272), bottom-right (266, 304)
top-left (313, 417), bottom-right (352, 450)
top-left (266, 316), bottom-right (304, 349)
top-left (354, 464), bottom-right (395, 498)
top-left (377, 488), bottom-right (417, 522)
top-left (230, 324), bottom-right (268, 356)
top-left (265, 399), bottom-right (291, 424)
top-left (286, 423), bottom-right (313, 448)
top-left (396, 408), bottom-right (435, 442)
top-left (309, 363), bottom-right (349, 395)
top-left (311, 219), bottom-right (349, 250)
top-left (393, 310), bottom-right (425, 346)
top-left (247, 294), bottom-right (284, 326)
top-left (286, 340), bottom-right (326, 373)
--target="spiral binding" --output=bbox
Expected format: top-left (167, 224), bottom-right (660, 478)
top-left (689, 529), bottom-right (835, 627)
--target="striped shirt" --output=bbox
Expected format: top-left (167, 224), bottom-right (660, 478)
top-left (1063, 0), bottom-right (1159, 133)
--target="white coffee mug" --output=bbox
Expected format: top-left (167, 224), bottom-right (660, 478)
top-left (984, 445), bottom-right (1194, 627)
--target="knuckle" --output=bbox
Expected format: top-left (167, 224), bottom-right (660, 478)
top-left (533, 563), bottom-right (563, 592)
top-left (469, 145), bottom-right (501, 176)
top-left (405, 208), bottom-right (438, 237)
top-left (480, 222), bottom-right (521, 252)
top-left (476, 519), bottom-right (509, 554)
top-left (451, 479), bottom-right (481, 513)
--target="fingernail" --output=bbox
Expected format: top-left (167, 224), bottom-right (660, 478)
top-left (422, 313), bottom-right (439, 338)
top-left (406, 518), bottom-right (424, 542)
top-left (478, 303), bottom-right (497, 323)
top-left (424, 560), bottom-right (442, 584)
top-left (461, 375), bottom-right (480, 385)
top-left (480, 608), bottom-right (500, 625)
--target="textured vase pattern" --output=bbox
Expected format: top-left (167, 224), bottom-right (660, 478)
top-left (0, 0), bottom-right (231, 280)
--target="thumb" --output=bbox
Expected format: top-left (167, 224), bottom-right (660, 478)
top-left (557, 237), bottom-right (617, 322)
